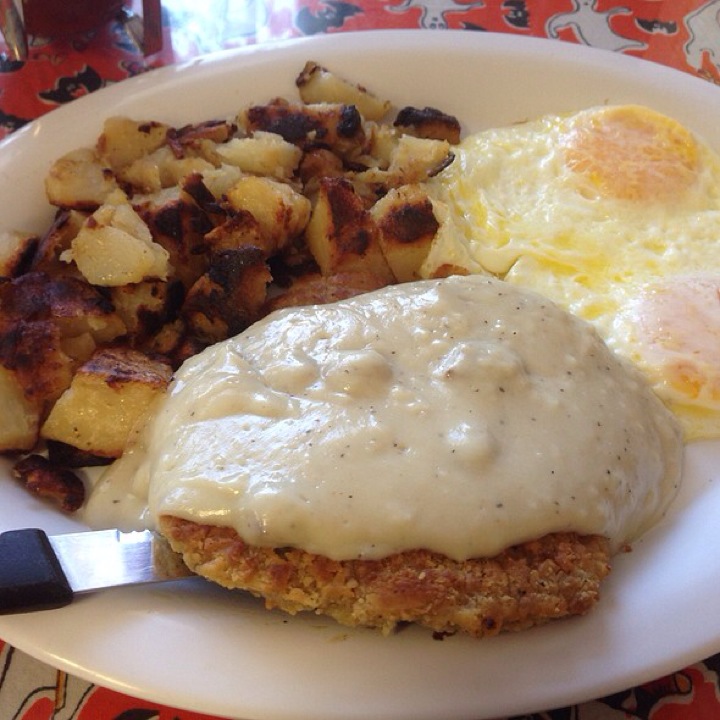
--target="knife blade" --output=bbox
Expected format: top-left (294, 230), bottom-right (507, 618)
top-left (0, 527), bottom-right (193, 614)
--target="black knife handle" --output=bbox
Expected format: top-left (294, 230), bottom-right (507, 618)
top-left (0, 528), bottom-right (73, 613)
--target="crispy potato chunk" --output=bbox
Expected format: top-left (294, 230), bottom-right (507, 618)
top-left (31, 210), bottom-right (88, 275)
top-left (45, 148), bottom-right (118, 210)
top-left (216, 131), bottom-right (302, 180)
top-left (41, 347), bottom-right (173, 458)
top-left (168, 120), bottom-right (236, 147)
top-left (119, 151), bottom-right (168, 195)
top-left (135, 193), bottom-right (213, 289)
top-left (0, 268), bottom-right (127, 374)
top-left (358, 135), bottom-right (454, 190)
top-left (298, 147), bottom-right (345, 186)
top-left (0, 365), bottom-right (41, 452)
top-left (242, 100), bottom-right (365, 157)
top-left (388, 136), bottom-right (453, 183)
top-left (182, 247), bottom-right (271, 344)
top-left (225, 176), bottom-right (311, 254)
top-left (0, 319), bottom-right (74, 452)
top-left (66, 191), bottom-right (170, 286)
top-left (0, 230), bottom-right (36, 278)
top-left (0, 271), bottom-right (126, 355)
top-left (121, 146), bottom-right (216, 194)
top-left (394, 106), bottom-right (462, 144)
top-left (110, 279), bottom-right (183, 342)
top-left (305, 177), bottom-right (394, 281)
top-left (97, 117), bottom-right (169, 172)
top-left (364, 123), bottom-right (400, 169)
top-left (12, 454), bottom-right (85, 512)
top-left (296, 61), bottom-right (391, 122)
top-left (46, 439), bottom-right (113, 468)
top-left (204, 210), bottom-right (267, 254)
top-left (371, 184), bottom-right (440, 282)
top-left (143, 318), bottom-right (189, 365)
top-left (188, 166), bottom-right (244, 203)
top-left (4, 321), bottom-right (76, 404)
top-left (157, 328), bottom-right (208, 369)
top-left (166, 120), bottom-right (236, 165)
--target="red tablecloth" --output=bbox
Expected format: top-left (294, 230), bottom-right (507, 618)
top-left (2, 2), bottom-right (720, 719)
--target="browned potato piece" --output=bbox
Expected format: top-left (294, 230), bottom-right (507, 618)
top-left (121, 146), bottom-right (216, 194)
top-left (185, 166), bottom-right (244, 205)
top-left (143, 318), bottom-right (198, 368)
top-left (355, 136), bottom-right (454, 191)
top-left (41, 347), bottom-right (173, 458)
top-left (371, 184), bottom-right (440, 282)
top-left (96, 117), bottom-right (169, 172)
top-left (242, 100), bottom-right (365, 157)
top-left (182, 247), bottom-right (271, 344)
top-left (180, 172), bottom-right (231, 227)
top-left (296, 61), bottom-right (391, 122)
top-left (365, 123), bottom-right (400, 170)
top-left (394, 106), bottom-right (462, 144)
top-left (215, 131), bottom-right (302, 180)
top-left (0, 366), bottom-right (42, 452)
top-left (67, 191), bottom-right (170, 286)
top-left (110, 279), bottom-right (183, 342)
top-left (305, 177), bottom-right (394, 281)
top-left (46, 439), bottom-right (113, 468)
top-left (31, 210), bottom-right (88, 275)
top-left (0, 230), bottom-right (37, 278)
top-left (166, 119), bottom-right (236, 162)
top-left (387, 136), bottom-right (454, 184)
top-left (135, 192), bottom-right (214, 290)
top-left (225, 176), bottom-right (311, 254)
top-left (12, 454), bottom-right (85, 512)
top-left (45, 148), bottom-right (118, 210)
top-left (0, 271), bottom-right (125, 351)
top-left (204, 210), bottom-right (267, 255)
top-left (0, 317), bottom-right (75, 453)
top-left (298, 147), bottom-right (345, 188)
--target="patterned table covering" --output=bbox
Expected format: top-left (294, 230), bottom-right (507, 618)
top-left (1, 1), bottom-right (720, 718)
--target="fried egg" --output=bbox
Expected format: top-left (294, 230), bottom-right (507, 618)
top-left (424, 105), bottom-right (720, 440)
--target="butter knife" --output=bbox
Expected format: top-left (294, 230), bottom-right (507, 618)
top-left (0, 528), bottom-right (193, 614)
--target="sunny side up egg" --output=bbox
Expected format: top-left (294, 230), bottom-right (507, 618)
top-left (423, 104), bottom-right (720, 441)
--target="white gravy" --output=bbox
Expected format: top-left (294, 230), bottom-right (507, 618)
top-left (85, 275), bottom-right (683, 561)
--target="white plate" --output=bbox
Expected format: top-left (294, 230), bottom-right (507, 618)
top-left (2, 30), bottom-right (720, 720)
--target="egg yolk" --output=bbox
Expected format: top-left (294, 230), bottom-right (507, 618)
top-left (563, 106), bottom-right (699, 202)
top-left (619, 274), bottom-right (720, 414)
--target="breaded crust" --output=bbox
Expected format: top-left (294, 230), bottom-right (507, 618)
top-left (158, 515), bottom-right (611, 637)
